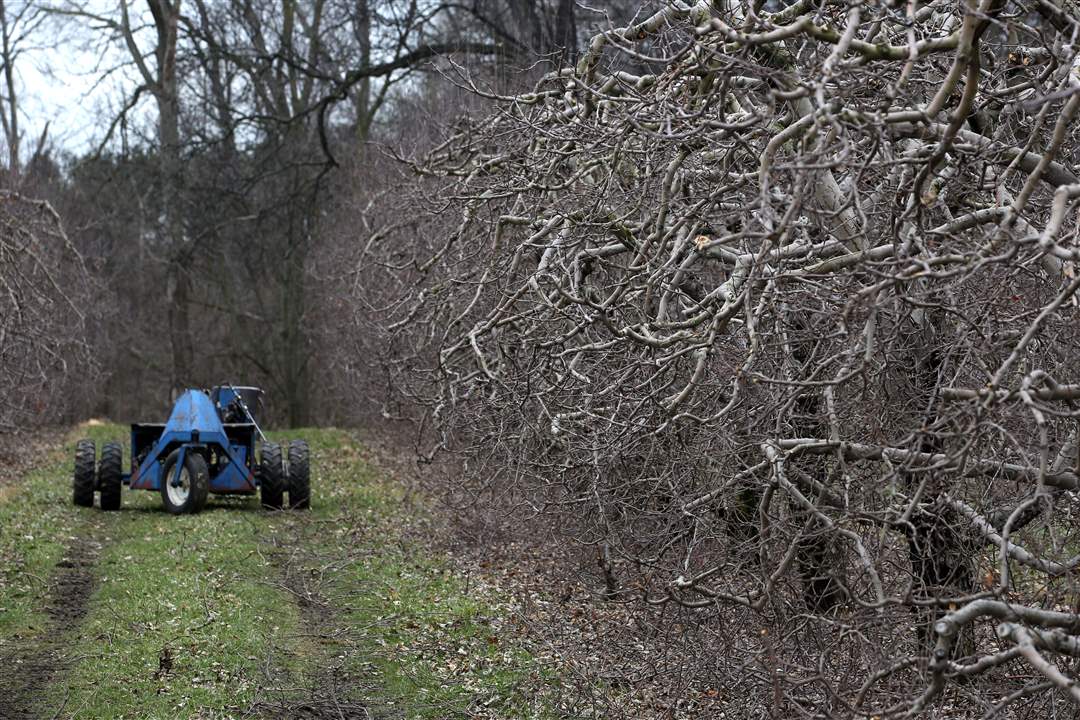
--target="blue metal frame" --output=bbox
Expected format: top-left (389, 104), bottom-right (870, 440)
top-left (127, 389), bottom-right (259, 495)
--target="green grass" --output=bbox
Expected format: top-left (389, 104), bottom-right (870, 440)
top-left (0, 437), bottom-right (83, 642)
top-left (31, 424), bottom-right (301, 718)
top-left (290, 428), bottom-right (557, 718)
top-left (0, 423), bottom-right (559, 719)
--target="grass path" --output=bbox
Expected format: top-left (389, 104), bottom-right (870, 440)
top-left (0, 425), bottom-right (556, 719)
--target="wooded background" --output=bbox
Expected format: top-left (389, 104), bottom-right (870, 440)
top-left (0, 0), bottom-right (630, 428)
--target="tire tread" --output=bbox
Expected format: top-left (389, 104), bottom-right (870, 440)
top-left (260, 442), bottom-right (284, 510)
top-left (287, 440), bottom-right (310, 510)
top-left (73, 439), bottom-right (95, 507)
top-left (99, 442), bottom-right (123, 511)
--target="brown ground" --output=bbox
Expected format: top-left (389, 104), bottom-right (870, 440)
top-left (354, 427), bottom-right (736, 719)
top-left (0, 429), bottom-right (66, 491)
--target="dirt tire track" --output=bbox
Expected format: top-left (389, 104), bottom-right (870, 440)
top-left (0, 529), bottom-right (103, 719)
top-left (246, 514), bottom-right (378, 720)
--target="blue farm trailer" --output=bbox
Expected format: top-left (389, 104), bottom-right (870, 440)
top-left (72, 385), bottom-right (310, 514)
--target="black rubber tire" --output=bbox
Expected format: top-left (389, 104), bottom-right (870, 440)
top-left (73, 439), bottom-right (95, 507)
top-left (260, 441), bottom-right (284, 510)
top-left (99, 442), bottom-right (123, 512)
top-left (287, 440), bottom-right (310, 510)
top-left (160, 449), bottom-right (210, 515)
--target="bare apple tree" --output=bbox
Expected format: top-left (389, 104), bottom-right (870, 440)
top-left (0, 193), bottom-right (92, 430)
top-left (362, 0), bottom-right (1080, 715)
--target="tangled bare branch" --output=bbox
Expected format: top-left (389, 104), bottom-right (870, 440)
top-left (372, 1), bottom-right (1080, 715)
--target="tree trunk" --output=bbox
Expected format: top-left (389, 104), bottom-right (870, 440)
top-left (160, 91), bottom-right (194, 390)
top-left (907, 493), bottom-right (975, 653)
top-left (789, 321), bottom-right (846, 612)
top-left (147, 0), bottom-right (194, 393)
top-left (0, 0), bottom-right (19, 181)
top-left (792, 393), bottom-right (846, 612)
top-left (282, 219), bottom-right (309, 427)
top-left (553, 0), bottom-right (576, 62)
top-left (166, 255), bottom-right (195, 390)
top-left (507, 0), bottom-right (543, 56)
top-left (353, 0), bottom-right (372, 145)
top-left (280, 144), bottom-right (311, 427)
top-left (904, 344), bottom-right (976, 654)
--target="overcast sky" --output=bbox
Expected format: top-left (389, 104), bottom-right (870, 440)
top-left (16, 5), bottom-right (145, 158)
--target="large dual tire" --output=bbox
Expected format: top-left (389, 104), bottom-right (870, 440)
top-left (286, 440), bottom-right (310, 510)
top-left (160, 449), bottom-right (209, 515)
top-left (260, 441), bottom-right (285, 510)
top-left (73, 439), bottom-right (96, 507)
top-left (99, 442), bottom-right (123, 512)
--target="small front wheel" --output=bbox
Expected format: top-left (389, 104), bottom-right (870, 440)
top-left (160, 449), bottom-right (209, 515)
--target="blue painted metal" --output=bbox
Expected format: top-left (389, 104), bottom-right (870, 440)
top-left (211, 386), bottom-right (241, 410)
top-left (127, 388), bottom-right (260, 496)
top-left (210, 386), bottom-right (264, 426)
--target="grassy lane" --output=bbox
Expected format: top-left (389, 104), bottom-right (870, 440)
top-left (15, 423), bottom-right (302, 719)
top-left (0, 438), bottom-right (86, 645)
top-left (0, 424), bottom-right (559, 719)
top-left (275, 430), bottom-right (560, 719)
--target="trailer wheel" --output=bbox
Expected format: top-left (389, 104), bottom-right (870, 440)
top-left (73, 439), bottom-right (95, 507)
top-left (260, 442), bottom-right (284, 510)
top-left (287, 440), bottom-right (310, 510)
top-left (160, 449), bottom-right (209, 515)
top-left (99, 442), bottom-right (123, 512)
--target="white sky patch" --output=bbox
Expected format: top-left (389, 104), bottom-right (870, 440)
top-left (15, 5), bottom-right (149, 158)
top-left (21, 45), bottom-right (113, 154)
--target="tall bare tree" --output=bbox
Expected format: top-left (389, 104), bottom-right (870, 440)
top-left (45, 0), bottom-right (503, 422)
top-left (52, 0), bottom-right (194, 390)
top-left (0, 0), bottom-right (46, 184)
